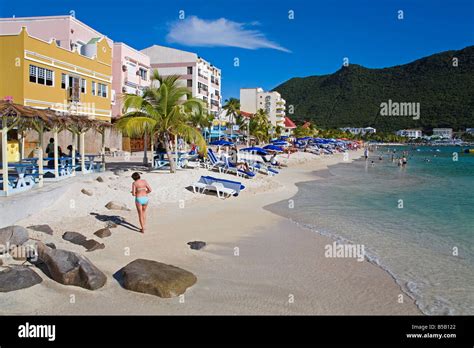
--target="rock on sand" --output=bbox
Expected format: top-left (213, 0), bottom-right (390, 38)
top-left (35, 242), bottom-right (106, 290)
top-left (117, 259), bottom-right (197, 298)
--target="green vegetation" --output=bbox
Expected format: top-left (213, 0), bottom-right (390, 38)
top-left (116, 70), bottom-right (207, 173)
top-left (274, 46), bottom-right (474, 132)
top-left (249, 109), bottom-right (272, 144)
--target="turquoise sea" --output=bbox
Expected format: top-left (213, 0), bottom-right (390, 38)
top-left (266, 146), bottom-right (474, 315)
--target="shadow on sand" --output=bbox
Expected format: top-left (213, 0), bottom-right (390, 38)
top-left (90, 212), bottom-right (141, 233)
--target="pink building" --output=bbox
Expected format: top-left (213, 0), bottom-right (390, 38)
top-left (112, 42), bottom-right (151, 118)
top-left (0, 15), bottom-right (113, 53)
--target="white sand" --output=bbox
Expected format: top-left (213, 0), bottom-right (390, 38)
top-left (0, 150), bottom-right (421, 315)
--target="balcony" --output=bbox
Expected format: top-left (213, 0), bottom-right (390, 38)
top-left (198, 88), bottom-right (209, 96)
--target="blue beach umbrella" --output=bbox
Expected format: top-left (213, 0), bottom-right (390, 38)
top-left (263, 145), bottom-right (284, 152)
top-left (240, 147), bottom-right (269, 155)
top-left (271, 140), bottom-right (289, 146)
top-left (210, 140), bottom-right (233, 146)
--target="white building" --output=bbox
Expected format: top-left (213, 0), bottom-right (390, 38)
top-left (340, 127), bottom-right (376, 135)
top-left (396, 129), bottom-right (423, 139)
top-left (141, 45), bottom-right (221, 116)
top-left (466, 128), bottom-right (474, 135)
top-left (432, 128), bottom-right (453, 139)
top-left (240, 88), bottom-right (286, 127)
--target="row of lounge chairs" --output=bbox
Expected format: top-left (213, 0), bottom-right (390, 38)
top-left (191, 148), bottom-right (282, 199)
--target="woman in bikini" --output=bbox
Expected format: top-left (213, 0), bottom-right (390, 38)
top-left (131, 172), bottom-right (152, 233)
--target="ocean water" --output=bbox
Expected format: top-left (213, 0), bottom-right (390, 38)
top-left (265, 146), bottom-right (474, 315)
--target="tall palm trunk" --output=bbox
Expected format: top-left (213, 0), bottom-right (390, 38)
top-left (163, 133), bottom-right (177, 173)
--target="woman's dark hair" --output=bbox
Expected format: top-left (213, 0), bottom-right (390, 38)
top-left (131, 172), bottom-right (141, 181)
top-left (49, 138), bottom-right (54, 143)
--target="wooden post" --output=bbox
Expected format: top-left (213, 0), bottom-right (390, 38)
top-left (150, 133), bottom-right (154, 166)
top-left (53, 130), bottom-right (59, 179)
top-left (174, 134), bottom-right (178, 170)
top-left (38, 127), bottom-right (44, 187)
top-left (247, 120), bottom-right (250, 147)
top-left (1, 118), bottom-right (9, 195)
top-left (71, 133), bottom-right (76, 176)
top-left (143, 132), bottom-right (148, 166)
top-left (101, 129), bottom-right (106, 172)
top-left (80, 131), bottom-right (85, 174)
top-left (19, 131), bottom-right (24, 161)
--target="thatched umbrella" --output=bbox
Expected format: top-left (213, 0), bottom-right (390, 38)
top-left (0, 100), bottom-right (61, 194)
top-left (0, 100), bottom-right (113, 196)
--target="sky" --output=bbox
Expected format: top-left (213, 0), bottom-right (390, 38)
top-left (1, 0), bottom-right (473, 100)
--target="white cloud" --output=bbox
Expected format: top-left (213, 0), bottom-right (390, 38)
top-left (166, 16), bottom-right (290, 53)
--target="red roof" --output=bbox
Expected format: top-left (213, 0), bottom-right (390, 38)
top-left (240, 111), bottom-right (254, 118)
top-left (284, 117), bottom-right (297, 129)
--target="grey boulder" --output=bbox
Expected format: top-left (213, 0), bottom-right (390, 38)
top-left (187, 241), bottom-right (206, 250)
top-left (62, 232), bottom-right (104, 252)
top-left (117, 259), bottom-right (197, 298)
top-left (81, 189), bottom-right (94, 196)
top-left (94, 228), bottom-right (112, 239)
top-left (0, 226), bottom-right (29, 252)
top-left (105, 201), bottom-right (130, 211)
top-left (0, 266), bottom-right (42, 292)
top-left (27, 224), bottom-right (54, 235)
top-left (35, 242), bottom-right (106, 290)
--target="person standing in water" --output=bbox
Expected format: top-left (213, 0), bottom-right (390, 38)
top-left (131, 172), bottom-right (152, 233)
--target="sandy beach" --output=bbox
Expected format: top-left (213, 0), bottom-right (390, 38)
top-left (0, 150), bottom-right (421, 315)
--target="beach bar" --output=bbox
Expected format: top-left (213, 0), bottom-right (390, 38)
top-left (0, 100), bottom-right (110, 196)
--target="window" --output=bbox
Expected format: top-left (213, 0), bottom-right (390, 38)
top-left (29, 65), bottom-right (37, 83)
top-left (29, 65), bottom-right (53, 86)
top-left (198, 82), bottom-right (207, 91)
top-left (98, 83), bottom-right (108, 98)
top-left (187, 66), bottom-right (193, 75)
top-left (92, 81), bottom-right (96, 96)
top-left (45, 70), bottom-right (53, 86)
top-left (80, 78), bottom-right (86, 93)
top-left (187, 80), bottom-right (192, 88)
top-left (138, 68), bottom-right (147, 80)
top-left (61, 74), bottom-right (68, 89)
top-left (38, 67), bottom-right (45, 84)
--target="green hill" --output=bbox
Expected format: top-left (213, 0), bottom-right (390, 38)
top-left (273, 46), bottom-right (474, 132)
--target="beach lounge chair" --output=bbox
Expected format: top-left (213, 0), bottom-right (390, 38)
top-left (205, 182), bottom-right (236, 199)
top-left (223, 157), bottom-right (256, 178)
top-left (191, 176), bottom-right (245, 198)
top-left (206, 149), bottom-right (226, 173)
top-left (251, 161), bottom-right (279, 176)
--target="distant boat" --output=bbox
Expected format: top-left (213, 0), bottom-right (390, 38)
top-left (463, 149), bottom-right (474, 154)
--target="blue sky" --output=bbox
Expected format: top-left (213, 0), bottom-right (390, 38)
top-left (1, 0), bottom-right (473, 100)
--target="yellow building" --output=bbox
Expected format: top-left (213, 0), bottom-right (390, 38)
top-left (0, 27), bottom-right (112, 120)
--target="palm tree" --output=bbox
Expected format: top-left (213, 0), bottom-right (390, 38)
top-left (116, 70), bottom-right (207, 173)
top-left (249, 109), bottom-right (271, 144)
top-left (222, 98), bottom-right (240, 138)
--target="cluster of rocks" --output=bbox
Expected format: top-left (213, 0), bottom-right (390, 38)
top-left (0, 225), bottom-right (198, 298)
top-left (62, 231), bottom-right (105, 252)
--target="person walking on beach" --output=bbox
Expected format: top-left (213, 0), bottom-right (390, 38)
top-left (131, 172), bottom-right (152, 233)
top-left (364, 147), bottom-right (369, 160)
